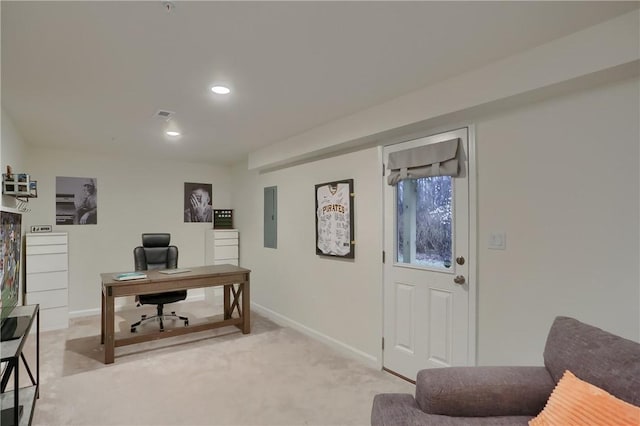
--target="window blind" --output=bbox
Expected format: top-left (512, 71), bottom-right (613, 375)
top-left (387, 138), bottom-right (460, 185)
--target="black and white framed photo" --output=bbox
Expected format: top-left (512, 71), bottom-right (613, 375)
top-left (184, 182), bottom-right (213, 223)
top-left (55, 177), bottom-right (98, 225)
top-left (315, 179), bottom-right (354, 258)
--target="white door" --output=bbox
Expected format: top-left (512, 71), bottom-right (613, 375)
top-left (383, 127), bottom-right (474, 380)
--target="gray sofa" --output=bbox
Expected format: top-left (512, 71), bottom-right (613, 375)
top-left (371, 316), bottom-right (640, 425)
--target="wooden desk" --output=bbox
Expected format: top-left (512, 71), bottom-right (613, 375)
top-left (100, 264), bottom-right (250, 364)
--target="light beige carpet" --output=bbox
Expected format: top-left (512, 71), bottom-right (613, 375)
top-left (27, 301), bottom-right (413, 425)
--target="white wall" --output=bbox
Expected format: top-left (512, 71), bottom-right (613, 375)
top-left (232, 147), bottom-right (383, 363)
top-left (1, 109), bottom-right (29, 305)
top-left (24, 147), bottom-right (232, 315)
top-left (233, 76), bottom-right (640, 367)
top-left (1, 109), bottom-right (27, 210)
top-left (475, 76), bottom-right (639, 364)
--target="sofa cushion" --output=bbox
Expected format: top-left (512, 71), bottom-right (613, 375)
top-left (543, 316), bottom-right (640, 405)
top-left (371, 393), bottom-right (532, 426)
top-left (415, 366), bottom-right (554, 417)
top-left (529, 370), bottom-right (640, 426)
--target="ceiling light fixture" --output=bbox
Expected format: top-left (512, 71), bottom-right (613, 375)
top-left (211, 85), bottom-right (231, 95)
top-left (165, 119), bottom-right (181, 137)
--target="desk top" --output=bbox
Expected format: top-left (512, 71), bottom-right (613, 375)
top-left (101, 264), bottom-right (250, 286)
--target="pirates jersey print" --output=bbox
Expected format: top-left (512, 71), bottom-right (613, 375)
top-left (316, 183), bottom-right (351, 256)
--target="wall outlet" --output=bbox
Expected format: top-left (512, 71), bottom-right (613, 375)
top-left (488, 232), bottom-right (506, 250)
top-left (31, 225), bottom-right (52, 233)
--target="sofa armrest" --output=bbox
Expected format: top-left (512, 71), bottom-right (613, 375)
top-left (415, 366), bottom-right (555, 417)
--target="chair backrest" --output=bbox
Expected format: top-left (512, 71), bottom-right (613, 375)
top-left (134, 233), bottom-right (178, 271)
top-left (543, 316), bottom-right (640, 406)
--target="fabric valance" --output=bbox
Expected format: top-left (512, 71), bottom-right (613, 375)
top-left (387, 138), bottom-right (460, 185)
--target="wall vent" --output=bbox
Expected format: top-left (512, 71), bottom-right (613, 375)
top-left (154, 110), bottom-right (175, 120)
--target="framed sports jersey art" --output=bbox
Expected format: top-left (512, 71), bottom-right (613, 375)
top-left (315, 179), bottom-right (355, 258)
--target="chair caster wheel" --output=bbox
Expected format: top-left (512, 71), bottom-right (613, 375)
top-left (171, 311), bottom-right (176, 315)
top-left (131, 327), bottom-right (137, 333)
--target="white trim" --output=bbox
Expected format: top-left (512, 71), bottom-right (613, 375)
top-left (251, 302), bottom-right (380, 369)
top-left (377, 145), bottom-right (385, 371)
top-left (467, 124), bottom-right (478, 366)
top-left (69, 308), bottom-right (101, 318)
top-left (381, 125), bottom-right (478, 370)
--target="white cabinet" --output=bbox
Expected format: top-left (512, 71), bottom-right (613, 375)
top-left (25, 233), bottom-right (69, 330)
top-left (205, 229), bottom-right (239, 266)
top-left (204, 229), bottom-right (239, 304)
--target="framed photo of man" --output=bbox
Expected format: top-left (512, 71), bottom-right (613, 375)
top-left (315, 179), bottom-right (354, 258)
top-left (184, 182), bottom-right (213, 223)
top-left (55, 177), bottom-right (98, 225)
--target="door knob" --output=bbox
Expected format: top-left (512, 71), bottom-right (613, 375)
top-left (456, 256), bottom-right (465, 265)
top-left (453, 275), bottom-right (466, 285)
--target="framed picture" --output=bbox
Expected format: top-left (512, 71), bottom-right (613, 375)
top-left (315, 179), bottom-right (354, 258)
top-left (184, 182), bottom-right (213, 223)
top-left (55, 177), bottom-right (97, 225)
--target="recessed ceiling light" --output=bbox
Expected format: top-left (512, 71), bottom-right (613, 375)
top-left (166, 131), bottom-right (181, 137)
top-left (211, 85), bottom-right (231, 95)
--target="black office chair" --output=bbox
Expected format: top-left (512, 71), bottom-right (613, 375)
top-left (130, 233), bottom-right (189, 333)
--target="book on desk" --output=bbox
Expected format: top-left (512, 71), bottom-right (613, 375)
top-left (158, 268), bottom-right (191, 275)
top-left (113, 272), bottom-right (147, 281)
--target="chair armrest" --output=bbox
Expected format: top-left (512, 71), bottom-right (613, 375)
top-left (415, 366), bottom-right (555, 417)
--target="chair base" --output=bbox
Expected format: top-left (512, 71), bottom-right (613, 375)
top-left (131, 308), bottom-right (189, 333)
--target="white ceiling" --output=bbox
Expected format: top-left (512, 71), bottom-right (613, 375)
top-left (2, 1), bottom-right (637, 166)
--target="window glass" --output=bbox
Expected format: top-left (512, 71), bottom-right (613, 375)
top-left (397, 176), bottom-right (452, 269)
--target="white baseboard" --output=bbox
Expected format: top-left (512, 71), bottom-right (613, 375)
top-left (69, 292), bottom-right (206, 319)
top-left (251, 302), bottom-right (380, 369)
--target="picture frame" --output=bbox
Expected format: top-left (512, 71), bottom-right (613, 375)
top-left (55, 177), bottom-right (97, 225)
top-left (315, 179), bottom-right (354, 258)
top-left (184, 182), bottom-right (213, 223)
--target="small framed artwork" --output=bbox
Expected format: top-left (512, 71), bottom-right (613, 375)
top-left (315, 179), bottom-right (354, 258)
top-left (184, 182), bottom-right (213, 223)
top-left (55, 177), bottom-right (98, 225)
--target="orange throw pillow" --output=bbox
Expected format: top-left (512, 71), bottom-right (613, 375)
top-left (529, 370), bottom-right (640, 426)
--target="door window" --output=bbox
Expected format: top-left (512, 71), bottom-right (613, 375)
top-left (396, 176), bottom-right (453, 269)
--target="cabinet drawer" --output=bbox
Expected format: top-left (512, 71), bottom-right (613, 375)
top-left (27, 244), bottom-right (68, 255)
top-left (214, 238), bottom-right (238, 247)
top-left (26, 253), bottom-right (68, 273)
top-left (26, 288), bottom-right (67, 309)
top-left (214, 230), bottom-right (238, 240)
top-left (26, 270), bottom-right (68, 292)
top-left (214, 245), bottom-right (238, 260)
top-left (27, 234), bottom-right (67, 246)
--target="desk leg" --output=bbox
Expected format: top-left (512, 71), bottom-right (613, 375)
top-left (100, 288), bottom-right (105, 344)
top-left (104, 292), bottom-right (115, 364)
top-left (224, 285), bottom-right (231, 320)
top-left (242, 279), bottom-right (250, 334)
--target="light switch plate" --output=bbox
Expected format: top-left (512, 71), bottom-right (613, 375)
top-left (488, 232), bottom-right (506, 250)
top-left (31, 225), bottom-right (52, 233)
